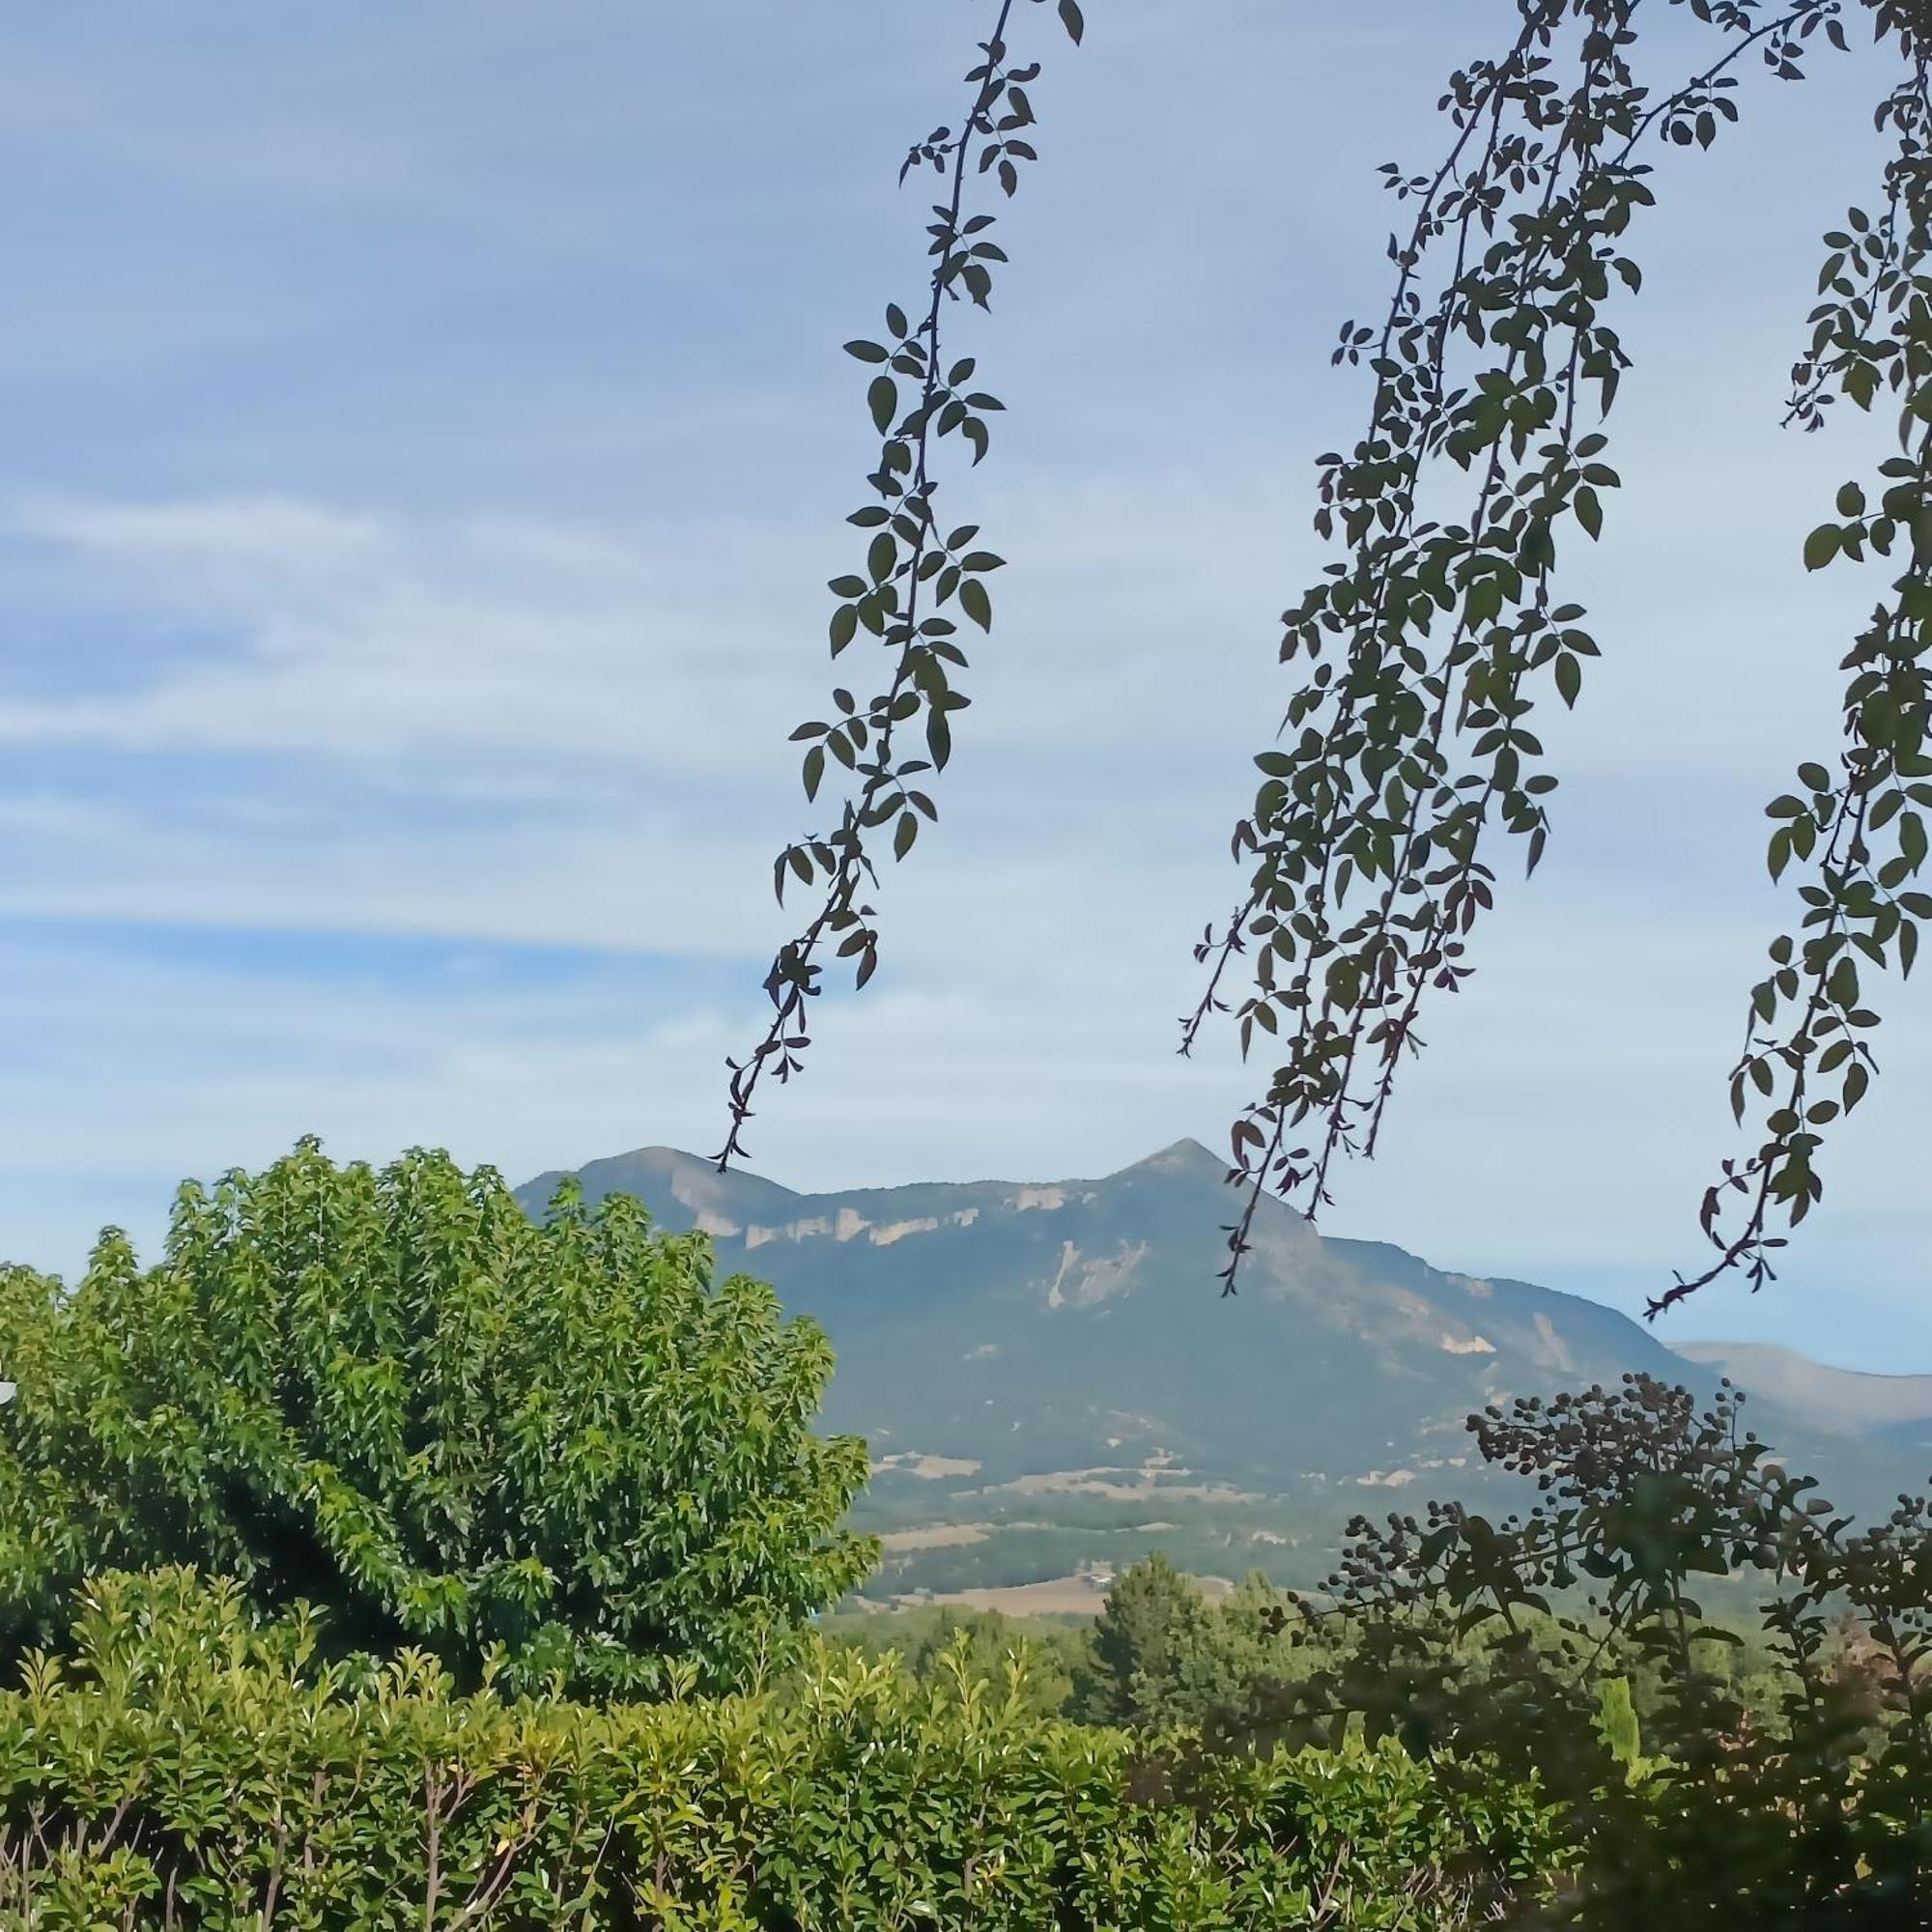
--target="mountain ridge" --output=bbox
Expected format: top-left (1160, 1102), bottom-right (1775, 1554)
top-left (513, 1141), bottom-right (1923, 1597)
top-left (1674, 1339), bottom-right (1932, 1450)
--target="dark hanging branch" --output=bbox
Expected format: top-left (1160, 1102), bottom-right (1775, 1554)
top-left (1656, 26), bottom-right (1932, 1314)
top-left (1183, 0), bottom-right (1932, 1308)
top-left (717, 0), bottom-right (1086, 1174)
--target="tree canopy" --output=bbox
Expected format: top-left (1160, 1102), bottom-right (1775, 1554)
top-left (0, 1141), bottom-right (874, 1696)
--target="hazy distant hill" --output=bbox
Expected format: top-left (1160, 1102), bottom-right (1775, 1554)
top-left (1676, 1340), bottom-right (1932, 1456)
top-left (516, 1141), bottom-right (1923, 1602)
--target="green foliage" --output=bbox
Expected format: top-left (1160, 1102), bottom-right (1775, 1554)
top-left (1664, 45), bottom-right (1932, 1312)
top-left (1072, 1553), bottom-right (1796, 1751)
top-left (0, 1568), bottom-right (1568, 1930)
top-left (819, 1605), bottom-right (1085, 1719)
top-left (1072, 1557), bottom-right (1317, 1732)
top-left (1247, 1375), bottom-right (1932, 1926)
top-left (0, 1142), bottom-right (874, 1698)
top-left (1590, 1678), bottom-right (1660, 1788)
top-left (1078, 1552), bottom-right (1212, 1727)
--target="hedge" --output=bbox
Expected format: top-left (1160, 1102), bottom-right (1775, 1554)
top-left (0, 1572), bottom-right (1568, 1929)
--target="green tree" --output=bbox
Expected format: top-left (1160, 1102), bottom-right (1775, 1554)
top-left (1074, 1553), bottom-right (1218, 1728)
top-left (1074, 1561), bottom-right (1346, 1732)
top-left (0, 1140), bottom-right (875, 1697)
top-left (1248, 1376), bottom-right (1932, 1925)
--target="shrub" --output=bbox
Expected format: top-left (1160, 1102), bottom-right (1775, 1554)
top-left (1247, 1375), bottom-right (1932, 1927)
top-left (0, 1143), bottom-right (874, 1697)
top-left (0, 1570), bottom-right (1567, 1930)
top-left (819, 1605), bottom-right (1085, 1719)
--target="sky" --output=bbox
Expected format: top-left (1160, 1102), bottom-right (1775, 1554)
top-left (0, 1), bottom-right (1925, 1371)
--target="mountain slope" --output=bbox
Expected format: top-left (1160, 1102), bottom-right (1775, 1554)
top-left (1676, 1341), bottom-right (1932, 1454)
top-left (515, 1140), bottom-right (1918, 1598)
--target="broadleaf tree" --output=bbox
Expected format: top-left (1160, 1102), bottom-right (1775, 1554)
top-left (0, 1140), bottom-right (875, 1696)
top-left (1243, 1375), bottom-right (1932, 1922)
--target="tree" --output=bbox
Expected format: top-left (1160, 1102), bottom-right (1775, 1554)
top-left (1074, 1552), bottom-right (1220, 1728)
top-left (1245, 1375), bottom-right (1932, 1924)
top-left (726, 0), bottom-right (1932, 1318)
top-left (825, 1603), bottom-right (1083, 1717)
top-left (0, 1140), bottom-right (875, 1697)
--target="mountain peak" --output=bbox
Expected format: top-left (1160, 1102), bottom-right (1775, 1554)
top-left (520, 1143), bottom-right (802, 1236)
top-left (511, 1136), bottom-right (1919, 1598)
top-left (602, 1145), bottom-right (724, 1177)
top-left (1122, 1138), bottom-right (1225, 1178)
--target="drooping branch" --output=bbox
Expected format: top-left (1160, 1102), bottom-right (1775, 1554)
top-left (1191, 0), bottom-right (1864, 1294)
top-left (722, 0), bottom-right (1928, 1321)
top-left (718, 0), bottom-right (1086, 1173)
top-left (1656, 41), bottom-right (1932, 1314)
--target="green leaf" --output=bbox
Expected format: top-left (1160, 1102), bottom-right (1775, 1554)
top-left (1058, 0), bottom-right (1085, 43)
top-left (1803, 524), bottom-right (1842, 572)
top-left (959, 578), bottom-right (993, 632)
top-left (1902, 812), bottom-right (1929, 872)
top-left (844, 339), bottom-right (889, 363)
top-left (868, 376), bottom-right (898, 434)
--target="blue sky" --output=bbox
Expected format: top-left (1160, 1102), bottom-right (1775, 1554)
top-left (0, 1), bottom-right (1925, 1370)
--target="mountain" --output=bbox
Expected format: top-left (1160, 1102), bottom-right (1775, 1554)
top-left (515, 1142), bottom-right (1922, 1604)
top-left (1675, 1341), bottom-right (1932, 1456)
